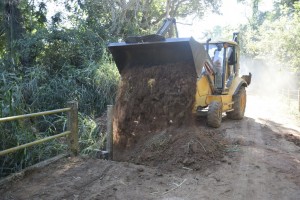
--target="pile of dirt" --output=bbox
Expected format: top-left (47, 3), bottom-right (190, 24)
top-left (125, 125), bottom-right (226, 171)
top-left (113, 62), bottom-right (225, 171)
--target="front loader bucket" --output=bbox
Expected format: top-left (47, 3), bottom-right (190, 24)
top-left (108, 37), bottom-right (209, 76)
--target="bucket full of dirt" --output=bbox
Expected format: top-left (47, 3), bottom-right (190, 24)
top-left (113, 62), bottom-right (225, 171)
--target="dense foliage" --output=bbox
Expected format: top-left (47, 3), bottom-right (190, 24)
top-left (239, 0), bottom-right (300, 72)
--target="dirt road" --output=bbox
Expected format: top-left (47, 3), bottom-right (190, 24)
top-left (1, 94), bottom-right (300, 200)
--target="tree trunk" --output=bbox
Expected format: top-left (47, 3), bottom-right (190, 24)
top-left (4, 0), bottom-right (25, 66)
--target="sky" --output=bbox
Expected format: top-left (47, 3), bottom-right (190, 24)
top-left (177, 0), bottom-right (274, 39)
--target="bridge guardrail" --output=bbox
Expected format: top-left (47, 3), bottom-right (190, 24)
top-left (0, 101), bottom-right (79, 157)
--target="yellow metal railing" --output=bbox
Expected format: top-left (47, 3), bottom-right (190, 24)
top-left (0, 101), bottom-right (79, 157)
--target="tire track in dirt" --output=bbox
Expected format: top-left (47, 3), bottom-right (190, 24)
top-left (229, 119), bottom-right (270, 200)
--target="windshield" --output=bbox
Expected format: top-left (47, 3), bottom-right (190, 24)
top-left (205, 44), bottom-right (224, 73)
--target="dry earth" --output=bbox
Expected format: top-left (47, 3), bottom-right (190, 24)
top-left (0, 94), bottom-right (300, 200)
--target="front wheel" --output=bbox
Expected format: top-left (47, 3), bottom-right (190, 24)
top-left (227, 86), bottom-right (246, 120)
top-left (207, 101), bottom-right (222, 128)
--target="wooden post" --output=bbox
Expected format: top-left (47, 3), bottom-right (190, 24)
top-left (106, 105), bottom-right (113, 160)
top-left (67, 101), bottom-right (79, 156)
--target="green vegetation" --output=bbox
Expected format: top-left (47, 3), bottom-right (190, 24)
top-left (240, 0), bottom-right (300, 72)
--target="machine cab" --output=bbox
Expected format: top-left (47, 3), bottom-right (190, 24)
top-left (205, 41), bottom-right (239, 94)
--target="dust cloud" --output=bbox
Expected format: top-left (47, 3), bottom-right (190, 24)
top-left (239, 56), bottom-right (300, 118)
top-left (240, 56), bottom-right (298, 97)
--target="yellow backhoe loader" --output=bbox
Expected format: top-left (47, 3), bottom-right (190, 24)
top-left (108, 18), bottom-right (251, 128)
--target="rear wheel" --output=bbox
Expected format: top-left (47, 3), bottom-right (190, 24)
top-left (227, 86), bottom-right (246, 120)
top-left (207, 101), bottom-right (222, 128)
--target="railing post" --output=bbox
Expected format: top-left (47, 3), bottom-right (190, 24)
top-left (106, 105), bottom-right (114, 160)
top-left (67, 101), bottom-right (79, 156)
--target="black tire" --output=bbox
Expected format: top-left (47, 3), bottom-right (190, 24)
top-left (207, 101), bottom-right (222, 128)
top-left (227, 86), bottom-right (246, 120)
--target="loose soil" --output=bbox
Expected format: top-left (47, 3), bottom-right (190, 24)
top-left (113, 62), bottom-right (225, 170)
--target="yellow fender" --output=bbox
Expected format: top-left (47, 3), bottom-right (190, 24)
top-left (228, 77), bottom-right (248, 95)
